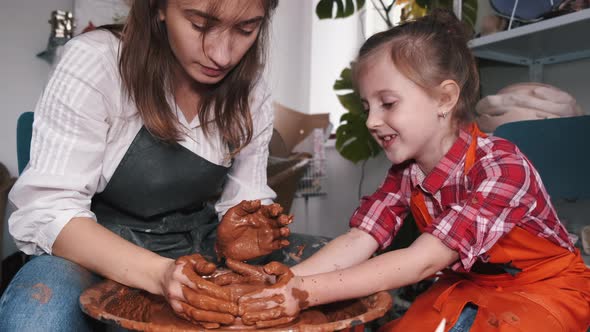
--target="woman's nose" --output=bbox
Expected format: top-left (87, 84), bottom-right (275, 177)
top-left (204, 30), bottom-right (232, 68)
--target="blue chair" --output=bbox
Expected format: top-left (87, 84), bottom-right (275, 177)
top-left (16, 112), bottom-right (34, 175)
top-left (493, 116), bottom-right (590, 201)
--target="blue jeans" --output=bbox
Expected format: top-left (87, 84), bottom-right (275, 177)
top-left (0, 255), bottom-right (106, 332)
top-left (448, 303), bottom-right (478, 332)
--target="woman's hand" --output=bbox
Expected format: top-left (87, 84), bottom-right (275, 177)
top-left (213, 258), bottom-right (276, 287)
top-left (161, 254), bottom-right (238, 328)
top-left (216, 200), bottom-right (292, 261)
top-left (238, 262), bottom-right (306, 328)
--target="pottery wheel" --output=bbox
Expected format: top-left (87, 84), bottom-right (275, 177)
top-left (80, 279), bottom-right (392, 331)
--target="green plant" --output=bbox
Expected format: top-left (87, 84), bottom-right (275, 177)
top-left (315, 0), bottom-right (366, 19)
top-left (315, 0), bottom-right (477, 164)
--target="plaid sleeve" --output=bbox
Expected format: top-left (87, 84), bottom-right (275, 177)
top-left (425, 152), bottom-right (537, 271)
top-left (349, 165), bottom-right (411, 249)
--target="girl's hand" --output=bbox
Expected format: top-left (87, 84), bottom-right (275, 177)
top-left (212, 258), bottom-right (276, 287)
top-left (238, 262), bottom-right (306, 328)
top-left (161, 254), bottom-right (238, 328)
top-left (216, 200), bottom-right (293, 261)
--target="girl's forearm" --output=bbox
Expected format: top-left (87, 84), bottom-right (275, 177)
top-left (52, 217), bottom-right (173, 295)
top-left (291, 228), bottom-right (378, 277)
top-left (299, 234), bottom-right (458, 307)
top-left (299, 248), bottom-right (422, 307)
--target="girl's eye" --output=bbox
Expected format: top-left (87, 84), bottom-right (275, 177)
top-left (382, 101), bottom-right (397, 109)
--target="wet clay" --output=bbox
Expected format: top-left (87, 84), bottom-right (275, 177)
top-left (80, 279), bottom-right (392, 331)
top-left (31, 283), bottom-right (52, 304)
top-left (238, 262), bottom-right (298, 328)
top-left (292, 288), bottom-right (310, 310)
top-left (175, 255), bottom-right (239, 325)
top-left (216, 200), bottom-right (292, 261)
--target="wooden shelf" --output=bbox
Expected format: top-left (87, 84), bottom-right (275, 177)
top-left (468, 8), bottom-right (590, 66)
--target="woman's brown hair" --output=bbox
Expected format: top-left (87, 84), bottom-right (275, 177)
top-left (353, 9), bottom-right (479, 129)
top-left (110, 0), bottom-right (278, 153)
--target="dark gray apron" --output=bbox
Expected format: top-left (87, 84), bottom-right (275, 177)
top-left (91, 127), bottom-right (229, 260)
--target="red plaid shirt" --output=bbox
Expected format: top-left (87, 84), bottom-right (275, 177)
top-left (349, 126), bottom-right (574, 272)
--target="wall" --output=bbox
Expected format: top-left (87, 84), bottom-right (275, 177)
top-left (268, 1), bottom-right (364, 124)
top-left (0, 0), bottom-right (74, 258)
top-left (267, 0), bottom-right (312, 114)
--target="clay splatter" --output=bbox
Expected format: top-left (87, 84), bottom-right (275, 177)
top-left (31, 283), bottom-right (52, 304)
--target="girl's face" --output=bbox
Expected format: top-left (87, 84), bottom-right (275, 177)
top-left (159, 0), bottom-right (265, 85)
top-left (358, 51), bottom-right (448, 169)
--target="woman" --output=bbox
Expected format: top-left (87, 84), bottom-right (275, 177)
top-left (0, 0), bottom-right (315, 330)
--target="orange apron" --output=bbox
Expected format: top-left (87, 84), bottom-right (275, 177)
top-left (380, 124), bottom-right (590, 332)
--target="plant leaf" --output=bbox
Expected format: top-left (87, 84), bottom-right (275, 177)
top-left (334, 65), bottom-right (362, 113)
top-left (316, 0), bottom-right (366, 20)
top-left (333, 64), bottom-right (381, 163)
top-left (316, 0), bottom-right (335, 19)
top-left (415, 0), bottom-right (431, 7)
top-left (335, 112), bottom-right (381, 163)
top-left (337, 93), bottom-right (364, 114)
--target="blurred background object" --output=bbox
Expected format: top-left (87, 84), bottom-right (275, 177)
top-left (267, 103), bottom-right (331, 213)
top-left (36, 10), bottom-right (74, 65)
top-left (475, 82), bottom-right (583, 133)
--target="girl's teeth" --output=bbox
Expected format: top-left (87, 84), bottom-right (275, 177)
top-left (383, 134), bottom-right (396, 141)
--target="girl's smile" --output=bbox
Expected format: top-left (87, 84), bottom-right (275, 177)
top-left (376, 133), bottom-right (398, 149)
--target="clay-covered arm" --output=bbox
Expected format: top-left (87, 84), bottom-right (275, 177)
top-left (240, 233), bottom-right (458, 323)
top-left (297, 233), bottom-right (458, 307)
top-left (291, 228), bottom-right (378, 277)
top-left (53, 217), bottom-right (170, 295)
top-left (54, 220), bottom-right (238, 326)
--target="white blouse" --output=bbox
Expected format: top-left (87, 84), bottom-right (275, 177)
top-left (8, 30), bottom-right (276, 256)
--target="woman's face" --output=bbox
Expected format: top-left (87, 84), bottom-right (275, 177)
top-left (159, 0), bottom-right (265, 85)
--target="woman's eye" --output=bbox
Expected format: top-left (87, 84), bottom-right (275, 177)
top-left (236, 22), bottom-right (259, 35)
top-left (237, 28), bottom-right (255, 35)
top-left (192, 23), bottom-right (205, 31)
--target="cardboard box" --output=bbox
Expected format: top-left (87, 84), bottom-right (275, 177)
top-left (271, 102), bottom-right (330, 157)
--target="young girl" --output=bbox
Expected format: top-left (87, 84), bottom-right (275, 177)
top-left (239, 9), bottom-right (590, 331)
top-left (0, 0), bottom-right (308, 330)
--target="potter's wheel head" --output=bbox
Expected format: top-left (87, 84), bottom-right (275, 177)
top-left (80, 280), bottom-right (392, 331)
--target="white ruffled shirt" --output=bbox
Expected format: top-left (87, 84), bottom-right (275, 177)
top-left (8, 30), bottom-right (276, 256)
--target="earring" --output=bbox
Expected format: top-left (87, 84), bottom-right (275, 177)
top-left (440, 111), bottom-right (449, 119)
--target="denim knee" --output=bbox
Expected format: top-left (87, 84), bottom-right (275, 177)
top-left (449, 303), bottom-right (478, 332)
top-left (0, 255), bottom-right (104, 332)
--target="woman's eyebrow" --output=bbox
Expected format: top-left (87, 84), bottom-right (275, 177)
top-left (183, 9), bottom-right (220, 22)
top-left (239, 16), bottom-right (264, 25)
top-left (184, 8), bottom-right (264, 25)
